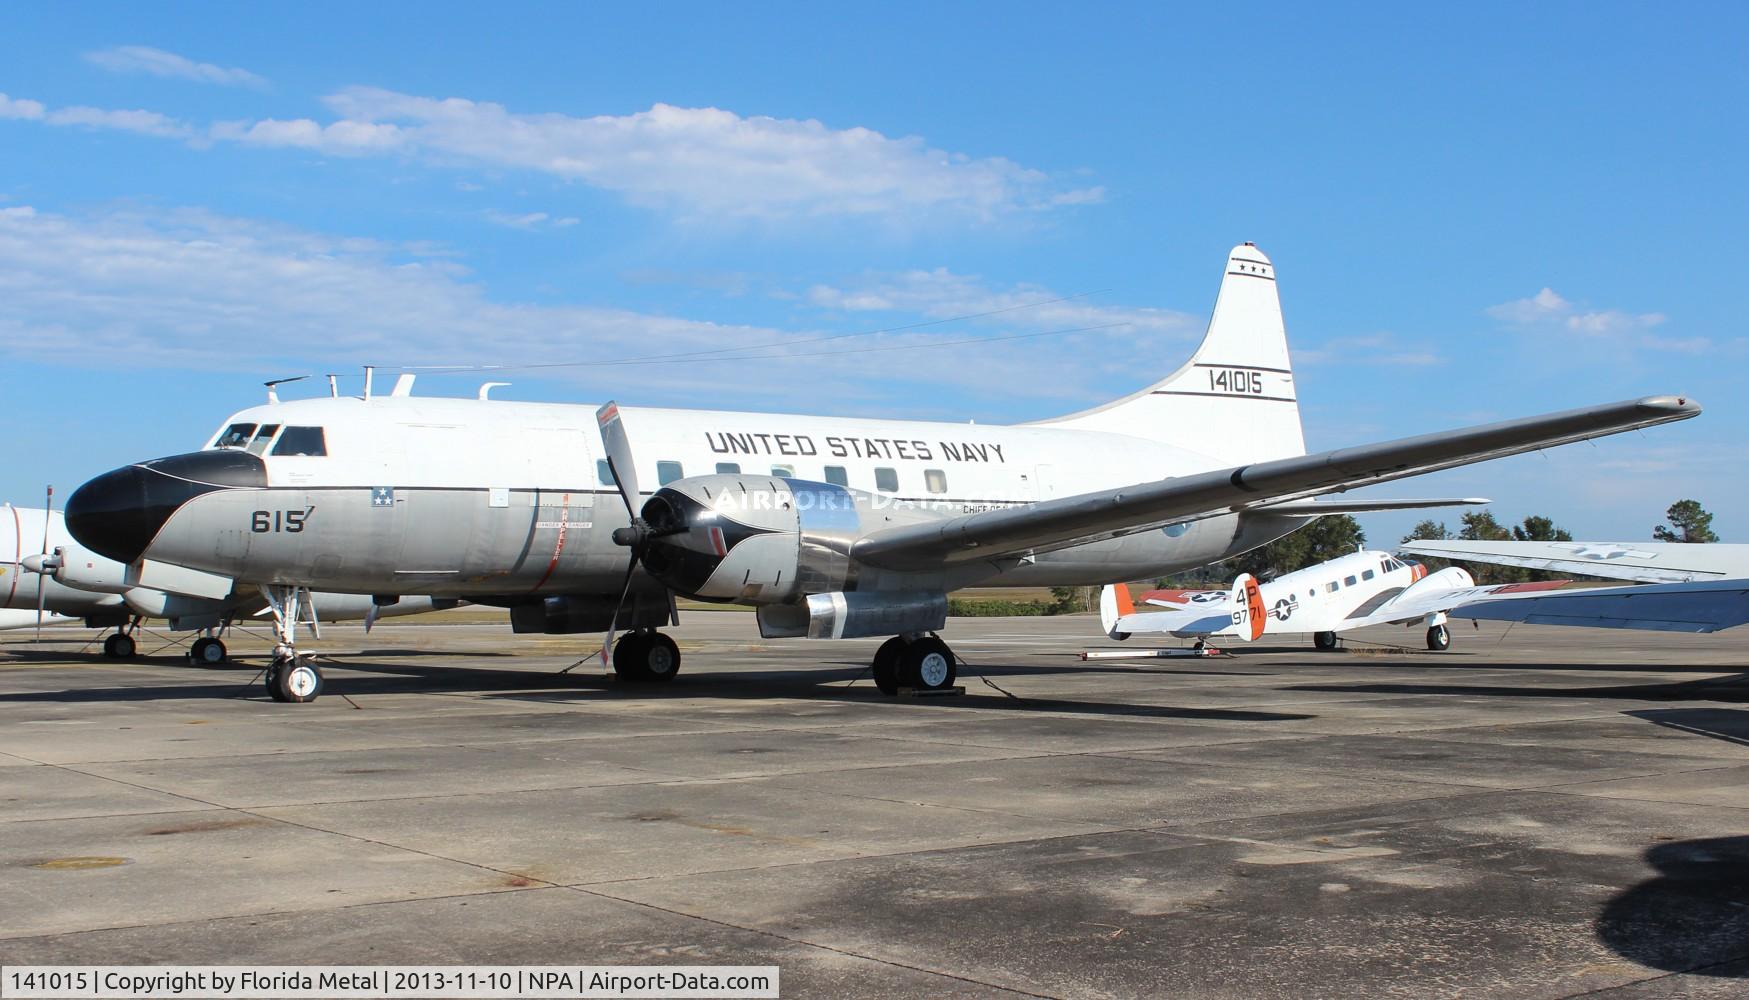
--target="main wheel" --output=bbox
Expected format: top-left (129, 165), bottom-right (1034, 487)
top-left (900, 636), bottom-right (957, 692)
top-left (271, 655), bottom-right (323, 703)
top-left (190, 637), bottom-right (227, 665)
top-left (1426, 624), bottom-right (1452, 651)
top-left (103, 633), bottom-right (136, 659)
top-left (613, 632), bottom-right (681, 683)
top-left (1313, 630), bottom-right (1338, 651)
top-left (871, 637), bottom-right (904, 696)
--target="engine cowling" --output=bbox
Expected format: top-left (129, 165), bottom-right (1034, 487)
top-left (634, 474), bottom-right (876, 604)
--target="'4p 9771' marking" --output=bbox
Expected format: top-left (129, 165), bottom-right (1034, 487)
top-left (251, 507), bottom-right (314, 533)
top-left (1207, 368), bottom-right (1265, 394)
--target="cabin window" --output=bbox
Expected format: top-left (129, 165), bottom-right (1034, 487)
top-left (874, 467), bottom-right (899, 492)
top-left (657, 461), bottom-right (684, 485)
top-left (215, 423), bottom-right (256, 449)
top-left (1344, 575), bottom-right (1358, 587)
top-left (246, 424), bottom-right (280, 456)
top-left (716, 462), bottom-right (741, 475)
top-left (1362, 569), bottom-right (1375, 581)
top-left (771, 465), bottom-right (794, 478)
top-left (1325, 582), bottom-right (1339, 593)
top-left (924, 469), bottom-right (948, 494)
top-left (271, 426), bottom-right (327, 457)
top-left (597, 460), bottom-right (616, 486)
top-left (824, 465), bottom-right (848, 487)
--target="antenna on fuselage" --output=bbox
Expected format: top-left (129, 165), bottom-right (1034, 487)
top-left (363, 365), bottom-right (375, 400)
top-left (264, 375), bottom-right (310, 404)
top-left (478, 381), bottom-right (511, 400)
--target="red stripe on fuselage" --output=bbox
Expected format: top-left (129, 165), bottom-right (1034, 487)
top-left (530, 493), bottom-right (571, 592)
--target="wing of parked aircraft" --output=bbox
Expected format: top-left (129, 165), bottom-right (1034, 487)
top-left (1345, 572), bottom-right (1749, 634)
top-left (1397, 540), bottom-right (1749, 584)
top-left (852, 395), bottom-right (1699, 570)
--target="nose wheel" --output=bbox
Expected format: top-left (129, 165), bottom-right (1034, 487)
top-left (260, 585), bottom-right (324, 702)
top-left (1426, 624), bottom-right (1452, 651)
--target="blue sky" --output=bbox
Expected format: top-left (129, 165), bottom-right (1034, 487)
top-left (2, 3), bottom-right (1744, 543)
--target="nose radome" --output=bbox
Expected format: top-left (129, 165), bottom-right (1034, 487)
top-left (66, 451), bottom-right (268, 565)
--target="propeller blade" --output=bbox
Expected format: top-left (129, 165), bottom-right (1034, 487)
top-left (595, 401), bottom-right (642, 520)
top-left (35, 485), bottom-right (51, 641)
top-left (364, 600), bottom-right (380, 634)
top-left (599, 550), bottom-right (641, 668)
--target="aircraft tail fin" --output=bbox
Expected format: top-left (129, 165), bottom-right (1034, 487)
top-left (1034, 243), bottom-right (1306, 463)
top-left (1232, 572), bottom-right (1266, 641)
top-left (1099, 583), bottom-right (1136, 639)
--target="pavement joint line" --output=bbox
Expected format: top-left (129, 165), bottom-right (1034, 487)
top-left (558, 883), bottom-right (1062, 999)
top-left (1561, 951), bottom-right (1749, 997)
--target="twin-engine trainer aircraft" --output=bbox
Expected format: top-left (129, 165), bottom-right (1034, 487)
top-left (63, 244), bottom-right (1703, 702)
top-left (1098, 552), bottom-right (1749, 653)
top-left (3, 503), bottom-right (458, 673)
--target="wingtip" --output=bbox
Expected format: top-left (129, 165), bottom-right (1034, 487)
top-left (1638, 394), bottom-right (1702, 414)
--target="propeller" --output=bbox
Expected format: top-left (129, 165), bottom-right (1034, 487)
top-left (596, 402), bottom-right (645, 667)
top-left (35, 486), bottom-right (51, 641)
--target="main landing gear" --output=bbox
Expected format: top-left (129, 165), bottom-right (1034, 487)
top-left (870, 633), bottom-right (958, 696)
top-left (189, 631), bottom-right (228, 665)
top-left (1312, 630), bottom-right (1339, 652)
top-left (101, 617), bottom-right (142, 659)
top-left (261, 585), bottom-right (323, 703)
top-left (613, 630), bottom-right (682, 683)
top-left (1426, 623), bottom-right (1452, 651)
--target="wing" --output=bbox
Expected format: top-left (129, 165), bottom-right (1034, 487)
top-left (1398, 540), bottom-right (1749, 584)
top-left (852, 395), bottom-right (1699, 571)
top-left (1262, 497), bottom-right (1490, 516)
top-left (1348, 579), bottom-right (1749, 634)
top-left (1343, 578), bottom-right (1570, 628)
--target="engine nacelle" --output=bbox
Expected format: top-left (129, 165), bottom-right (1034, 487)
top-left (756, 590), bottom-right (948, 639)
top-left (637, 475), bottom-right (904, 605)
top-left (49, 545), bottom-right (130, 595)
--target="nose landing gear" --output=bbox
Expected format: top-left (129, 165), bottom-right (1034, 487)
top-left (261, 585), bottom-right (323, 703)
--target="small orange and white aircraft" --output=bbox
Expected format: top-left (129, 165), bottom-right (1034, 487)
top-left (1096, 548), bottom-right (1749, 654)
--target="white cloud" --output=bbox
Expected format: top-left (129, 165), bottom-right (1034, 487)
top-left (0, 93), bottom-right (45, 120)
top-left (804, 267), bottom-right (1193, 337)
top-left (45, 105), bottom-right (193, 139)
top-left (84, 46), bottom-right (266, 88)
top-left (0, 205), bottom-right (1146, 412)
top-left (205, 87), bottom-right (1100, 223)
top-left (483, 210), bottom-right (580, 230)
top-left (1486, 286), bottom-right (1675, 345)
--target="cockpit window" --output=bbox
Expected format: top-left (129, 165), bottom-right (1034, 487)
top-left (271, 426), bottom-right (327, 457)
top-left (246, 424), bottom-right (280, 456)
top-left (215, 423), bottom-right (257, 449)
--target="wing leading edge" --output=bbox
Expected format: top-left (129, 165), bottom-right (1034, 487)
top-left (853, 395), bottom-right (1700, 571)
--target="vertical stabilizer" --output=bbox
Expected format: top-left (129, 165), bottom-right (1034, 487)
top-left (1035, 243), bottom-right (1306, 463)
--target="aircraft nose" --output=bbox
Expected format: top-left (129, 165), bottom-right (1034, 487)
top-left (66, 451), bottom-right (268, 565)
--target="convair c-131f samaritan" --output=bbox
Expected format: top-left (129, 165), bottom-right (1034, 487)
top-left (63, 244), bottom-right (1701, 702)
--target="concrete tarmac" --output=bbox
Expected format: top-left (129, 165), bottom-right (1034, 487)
top-left (2, 614), bottom-right (1747, 998)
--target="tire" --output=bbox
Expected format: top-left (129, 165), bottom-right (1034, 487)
top-left (190, 637), bottom-right (227, 665)
top-left (272, 656), bottom-right (323, 703)
top-left (266, 659), bottom-right (287, 701)
top-left (641, 633), bottom-right (681, 683)
top-left (104, 633), bottom-right (136, 659)
top-left (901, 636), bottom-right (957, 692)
top-left (1426, 624), bottom-right (1452, 652)
top-left (1313, 631), bottom-right (1338, 651)
top-left (612, 633), bottom-right (651, 681)
top-left (871, 637), bottom-right (904, 696)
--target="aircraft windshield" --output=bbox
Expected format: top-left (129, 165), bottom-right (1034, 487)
top-left (215, 423), bottom-right (257, 449)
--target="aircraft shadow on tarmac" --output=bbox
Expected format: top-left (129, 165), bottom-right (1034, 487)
top-left (1285, 667), bottom-right (1749, 703)
top-left (1597, 834), bottom-right (1749, 977)
top-left (0, 654), bottom-right (1314, 723)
